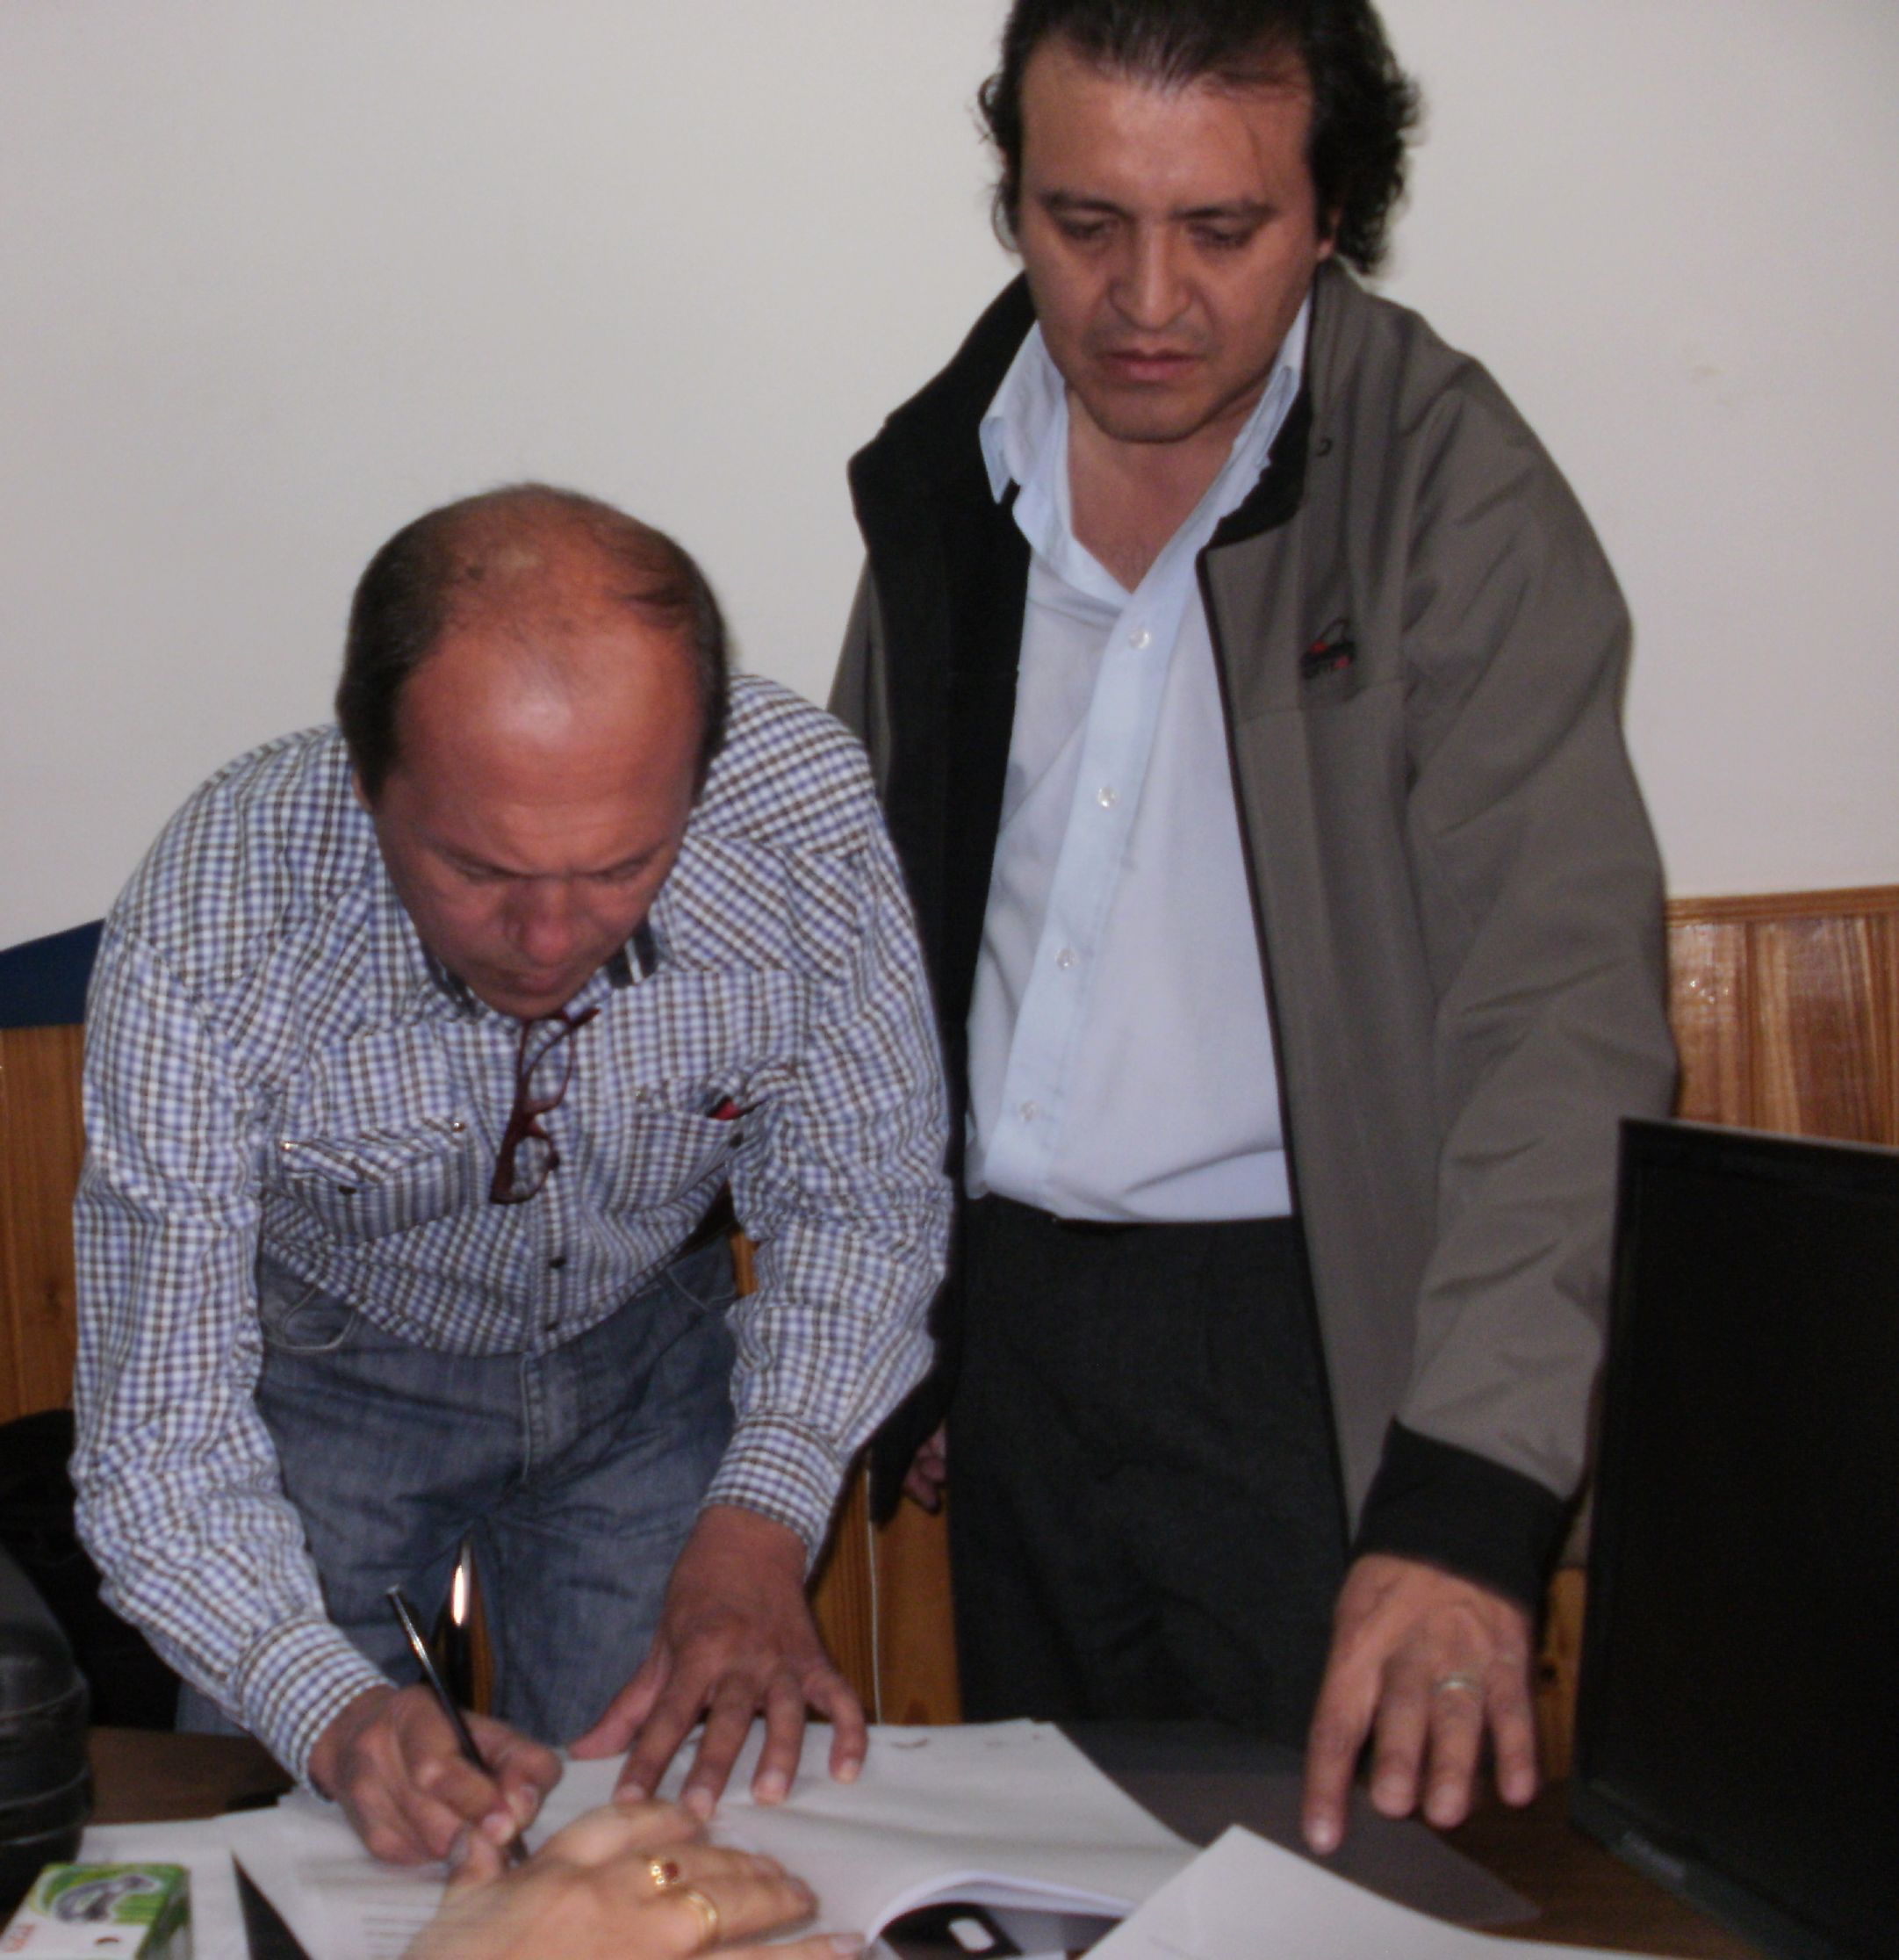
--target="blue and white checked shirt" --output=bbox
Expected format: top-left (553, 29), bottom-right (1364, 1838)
top-left (72, 674), bottom-right (949, 1778)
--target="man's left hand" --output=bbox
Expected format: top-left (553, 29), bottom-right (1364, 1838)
top-left (1300, 1553), bottom-right (1538, 1854)
top-left (571, 1505), bottom-right (867, 1817)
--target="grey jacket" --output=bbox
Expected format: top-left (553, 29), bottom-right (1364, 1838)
top-left (833, 263), bottom-right (1676, 1603)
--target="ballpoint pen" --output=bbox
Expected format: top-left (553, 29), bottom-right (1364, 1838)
top-left (386, 1586), bottom-right (530, 1867)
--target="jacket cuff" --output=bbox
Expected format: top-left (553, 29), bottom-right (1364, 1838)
top-left (1351, 1422), bottom-right (1569, 1614)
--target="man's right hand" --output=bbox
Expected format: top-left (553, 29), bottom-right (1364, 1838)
top-left (903, 1425), bottom-right (948, 1513)
top-left (308, 1683), bottom-right (562, 1865)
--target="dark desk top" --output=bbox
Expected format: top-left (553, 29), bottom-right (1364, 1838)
top-left (87, 1727), bottom-right (1762, 1957)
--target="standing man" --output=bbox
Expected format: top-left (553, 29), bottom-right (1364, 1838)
top-left (833, 0), bottom-right (1674, 1852)
top-left (75, 485), bottom-right (948, 1863)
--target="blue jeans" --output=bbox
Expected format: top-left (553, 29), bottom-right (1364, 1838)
top-left (182, 1238), bottom-right (735, 1746)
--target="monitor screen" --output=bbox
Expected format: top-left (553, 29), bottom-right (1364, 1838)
top-left (1572, 1121), bottom-right (1899, 1958)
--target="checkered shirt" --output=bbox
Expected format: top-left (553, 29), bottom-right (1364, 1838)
top-left (71, 674), bottom-right (949, 1780)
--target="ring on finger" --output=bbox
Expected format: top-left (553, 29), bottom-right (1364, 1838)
top-left (648, 1856), bottom-right (683, 1892)
top-left (671, 1884), bottom-right (722, 1952)
top-left (1434, 1670), bottom-right (1484, 1697)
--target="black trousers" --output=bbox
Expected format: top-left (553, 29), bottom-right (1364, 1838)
top-left (947, 1196), bottom-right (1349, 1747)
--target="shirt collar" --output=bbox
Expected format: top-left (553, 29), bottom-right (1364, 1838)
top-left (379, 884), bottom-right (656, 1025)
top-left (978, 295), bottom-right (1313, 514)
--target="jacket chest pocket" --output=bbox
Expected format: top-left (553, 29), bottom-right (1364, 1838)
top-left (268, 1027), bottom-right (481, 1243)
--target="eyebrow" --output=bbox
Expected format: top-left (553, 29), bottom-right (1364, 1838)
top-left (440, 843), bottom-right (658, 881)
top-left (1039, 189), bottom-right (1277, 224)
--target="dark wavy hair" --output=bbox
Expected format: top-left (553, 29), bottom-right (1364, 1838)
top-left (337, 483), bottom-right (730, 803)
top-left (978, 0), bottom-right (1419, 273)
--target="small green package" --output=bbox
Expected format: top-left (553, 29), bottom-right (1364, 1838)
top-left (0, 1863), bottom-right (191, 1958)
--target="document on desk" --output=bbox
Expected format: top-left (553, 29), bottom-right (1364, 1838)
top-left (1092, 1825), bottom-right (1668, 1960)
top-left (216, 1719), bottom-right (1196, 1960)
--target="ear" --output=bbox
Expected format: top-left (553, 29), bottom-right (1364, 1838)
top-left (1317, 207), bottom-right (1340, 263)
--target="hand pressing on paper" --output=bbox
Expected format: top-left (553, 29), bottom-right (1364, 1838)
top-left (572, 1505), bottom-right (867, 1817)
top-left (1301, 1553), bottom-right (1538, 1854)
top-left (408, 1799), bottom-right (860, 1960)
top-left (309, 1683), bottom-right (560, 1867)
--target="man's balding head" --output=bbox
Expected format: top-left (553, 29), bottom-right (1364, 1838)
top-left (338, 484), bottom-right (729, 803)
top-left (340, 486), bottom-right (729, 1020)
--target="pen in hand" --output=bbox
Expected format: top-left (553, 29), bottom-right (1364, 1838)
top-left (386, 1585), bottom-right (531, 1867)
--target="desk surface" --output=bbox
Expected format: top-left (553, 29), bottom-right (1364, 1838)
top-left (86, 1728), bottom-right (1762, 1958)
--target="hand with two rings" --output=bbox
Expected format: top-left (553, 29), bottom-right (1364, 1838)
top-left (644, 1844), bottom-right (722, 1951)
top-left (406, 1798), bottom-right (860, 1960)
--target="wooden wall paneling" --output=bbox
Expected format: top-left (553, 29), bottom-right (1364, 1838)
top-left (1667, 920), bottom-right (1752, 1128)
top-left (809, 1469), bottom-right (878, 1709)
top-left (1747, 910), bottom-right (1898, 1142)
top-left (1535, 1569), bottom-right (1586, 1781)
top-left (809, 1477), bottom-right (961, 1726)
top-left (869, 1500), bottom-right (960, 1726)
top-left (0, 1024), bottom-right (86, 1426)
top-left (1666, 886), bottom-right (1899, 1146)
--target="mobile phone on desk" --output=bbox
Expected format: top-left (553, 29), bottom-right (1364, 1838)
top-left (880, 1901), bottom-right (1119, 1960)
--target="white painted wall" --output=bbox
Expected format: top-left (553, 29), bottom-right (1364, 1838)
top-left (3, 0), bottom-right (1895, 944)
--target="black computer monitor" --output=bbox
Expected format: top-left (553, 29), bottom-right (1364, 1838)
top-left (1572, 1120), bottom-right (1899, 1958)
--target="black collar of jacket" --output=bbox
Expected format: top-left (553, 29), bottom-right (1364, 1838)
top-left (847, 267), bottom-right (1326, 542)
top-left (847, 277), bottom-right (1038, 527)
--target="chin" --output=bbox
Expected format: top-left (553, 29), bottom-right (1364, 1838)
top-left (1082, 395), bottom-right (1224, 446)
top-left (475, 977), bottom-right (579, 1020)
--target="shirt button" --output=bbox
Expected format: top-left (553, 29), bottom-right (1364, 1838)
top-left (1097, 786), bottom-right (1118, 810)
top-left (1055, 948), bottom-right (1077, 970)
top-left (1128, 624), bottom-right (1152, 650)
top-left (1019, 1100), bottom-right (1039, 1123)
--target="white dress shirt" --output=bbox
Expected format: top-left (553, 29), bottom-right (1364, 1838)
top-left (966, 303), bottom-right (1309, 1221)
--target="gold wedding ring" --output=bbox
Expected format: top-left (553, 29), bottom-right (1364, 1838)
top-left (672, 1884), bottom-right (723, 1952)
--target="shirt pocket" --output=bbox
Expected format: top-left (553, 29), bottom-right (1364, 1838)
top-left (266, 1026), bottom-right (481, 1243)
top-left (271, 1118), bottom-right (483, 1242)
top-left (600, 1078), bottom-right (748, 1213)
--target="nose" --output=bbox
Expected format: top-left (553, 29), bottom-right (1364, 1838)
top-left (507, 879), bottom-right (585, 970)
top-left (1110, 225), bottom-right (1189, 332)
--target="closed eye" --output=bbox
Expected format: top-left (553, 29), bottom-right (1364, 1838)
top-left (1191, 222), bottom-right (1258, 251)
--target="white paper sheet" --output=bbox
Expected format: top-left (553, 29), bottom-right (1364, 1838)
top-left (223, 1799), bottom-right (439, 1960)
top-left (98, 1721), bottom-right (1195, 1960)
top-left (1090, 1825), bottom-right (1665, 1960)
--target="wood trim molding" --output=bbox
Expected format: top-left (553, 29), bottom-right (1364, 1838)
top-left (1667, 883), bottom-right (1899, 926)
